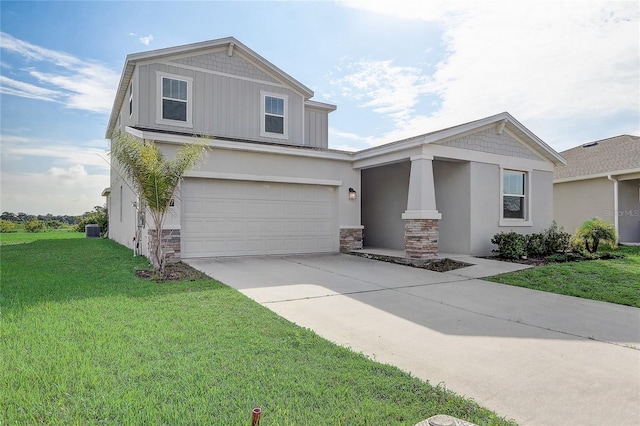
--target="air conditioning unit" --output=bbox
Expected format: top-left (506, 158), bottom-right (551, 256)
top-left (85, 224), bottom-right (101, 238)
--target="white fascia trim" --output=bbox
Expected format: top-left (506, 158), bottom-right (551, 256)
top-left (305, 99), bottom-right (337, 111)
top-left (354, 143), bottom-right (555, 172)
top-left (124, 127), bottom-right (353, 162)
top-left (126, 37), bottom-right (313, 97)
top-left (339, 225), bottom-right (365, 229)
top-left (353, 115), bottom-right (513, 162)
top-left (504, 113), bottom-right (566, 165)
top-left (401, 210), bottom-right (442, 220)
top-left (553, 168), bottom-right (640, 184)
top-left (184, 171), bottom-right (342, 187)
top-left (410, 154), bottom-right (434, 161)
top-left (429, 145), bottom-right (555, 171)
top-left (352, 112), bottom-right (564, 166)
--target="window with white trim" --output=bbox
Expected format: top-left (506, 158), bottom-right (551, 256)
top-left (260, 91), bottom-right (288, 139)
top-left (156, 72), bottom-right (193, 127)
top-left (502, 170), bottom-right (526, 219)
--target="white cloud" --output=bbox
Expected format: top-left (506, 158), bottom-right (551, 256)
top-left (0, 31), bottom-right (80, 67)
top-left (130, 32), bottom-right (154, 46)
top-left (3, 143), bottom-right (110, 170)
top-left (0, 135), bottom-right (110, 214)
top-left (335, 1), bottom-right (640, 148)
top-left (0, 75), bottom-right (59, 102)
top-left (0, 32), bottom-right (119, 113)
top-left (337, 59), bottom-right (434, 122)
top-left (139, 35), bottom-right (154, 46)
top-left (48, 164), bottom-right (88, 180)
top-left (0, 170), bottom-right (108, 216)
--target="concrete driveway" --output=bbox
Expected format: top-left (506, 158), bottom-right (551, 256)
top-left (186, 253), bottom-right (640, 426)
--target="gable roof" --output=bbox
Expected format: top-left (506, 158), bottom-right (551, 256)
top-left (106, 37), bottom-right (314, 138)
top-left (354, 112), bottom-right (566, 166)
top-left (554, 135), bottom-right (640, 181)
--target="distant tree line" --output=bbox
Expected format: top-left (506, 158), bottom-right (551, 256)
top-left (1, 212), bottom-right (79, 224)
top-left (1, 206), bottom-right (108, 235)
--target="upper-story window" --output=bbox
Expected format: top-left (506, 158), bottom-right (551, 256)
top-left (156, 71), bottom-right (192, 127)
top-left (260, 91), bottom-right (288, 139)
top-left (500, 169), bottom-right (532, 226)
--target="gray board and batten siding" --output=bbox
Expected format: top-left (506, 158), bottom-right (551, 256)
top-left (135, 63), bottom-right (303, 143)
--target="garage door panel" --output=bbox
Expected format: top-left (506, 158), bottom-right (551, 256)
top-left (181, 179), bottom-right (338, 257)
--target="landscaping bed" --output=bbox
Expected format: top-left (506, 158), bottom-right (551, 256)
top-left (350, 251), bottom-right (472, 272)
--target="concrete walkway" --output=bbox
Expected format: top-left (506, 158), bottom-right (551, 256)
top-left (186, 253), bottom-right (640, 426)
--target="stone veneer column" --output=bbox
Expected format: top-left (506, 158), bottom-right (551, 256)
top-left (401, 154), bottom-right (441, 259)
top-left (148, 229), bottom-right (181, 266)
top-left (404, 219), bottom-right (439, 259)
top-left (339, 226), bottom-right (364, 252)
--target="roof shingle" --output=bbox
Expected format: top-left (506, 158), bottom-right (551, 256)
top-left (554, 135), bottom-right (640, 180)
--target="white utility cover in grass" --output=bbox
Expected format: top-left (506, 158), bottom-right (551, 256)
top-left (181, 178), bottom-right (338, 257)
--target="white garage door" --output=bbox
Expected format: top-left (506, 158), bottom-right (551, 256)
top-left (181, 178), bottom-right (338, 257)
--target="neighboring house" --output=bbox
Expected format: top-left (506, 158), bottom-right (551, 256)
top-left (104, 37), bottom-right (565, 263)
top-left (554, 135), bottom-right (640, 244)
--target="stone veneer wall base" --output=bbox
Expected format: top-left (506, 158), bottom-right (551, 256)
top-left (340, 227), bottom-right (364, 252)
top-left (148, 229), bottom-right (181, 266)
top-left (404, 219), bottom-right (439, 259)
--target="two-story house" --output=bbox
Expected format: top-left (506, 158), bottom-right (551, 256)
top-left (104, 37), bottom-right (565, 263)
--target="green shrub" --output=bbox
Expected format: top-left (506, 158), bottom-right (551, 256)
top-left (525, 233), bottom-right (547, 257)
top-left (23, 219), bottom-right (46, 233)
top-left (0, 219), bottom-right (16, 233)
top-left (543, 221), bottom-right (571, 254)
top-left (75, 205), bottom-right (108, 236)
top-left (574, 218), bottom-right (617, 253)
top-left (491, 231), bottom-right (526, 259)
top-left (46, 220), bottom-right (64, 229)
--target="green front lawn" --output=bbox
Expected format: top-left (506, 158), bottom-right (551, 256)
top-left (0, 228), bottom-right (84, 245)
top-left (1, 237), bottom-right (514, 425)
top-left (486, 246), bottom-right (640, 307)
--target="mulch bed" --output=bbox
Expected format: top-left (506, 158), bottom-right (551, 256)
top-left (135, 262), bottom-right (208, 282)
top-left (349, 252), bottom-right (472, 272)
top-left (480, 256), bottom-right (549, 266)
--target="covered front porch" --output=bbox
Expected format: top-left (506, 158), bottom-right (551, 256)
top-left (359, 155), bottom-right (478, 259)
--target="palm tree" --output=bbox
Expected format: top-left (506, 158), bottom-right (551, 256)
top-left (111, 132), bottom-right (207, 272)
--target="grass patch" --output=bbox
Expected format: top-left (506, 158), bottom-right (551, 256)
top-left (1, 238), bottom-right (514, 425)
top-left (487, 246), bottom-right (640, 307)
top-left (0, 228), bottom-right (84, 245)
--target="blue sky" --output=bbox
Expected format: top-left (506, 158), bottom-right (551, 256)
top-left (1, 1), bottom-right (638, 215)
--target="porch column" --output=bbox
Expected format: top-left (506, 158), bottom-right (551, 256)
top-left (401, 154), bottom-right (441, 259)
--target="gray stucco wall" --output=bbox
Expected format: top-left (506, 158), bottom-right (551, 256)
top-left (531, 169), bottom-right (555, 230)
top-left (553, 177), bottom-right (614, 234)
top-left (618, 179), bottom-right (640, 243)
top-left (361, 162), bottom-right (410, 250)
top-left (469, 162), bottom-right (501, 255)
top-left (466, 165), bottom-right (554, 255)
top-left (433, 160), bottom-right (471, 254)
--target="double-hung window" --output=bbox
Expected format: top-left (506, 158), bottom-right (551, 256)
top-left (260, 91), bottom-right (288, 139)
top-left (501, 169), bottom-right (531, 225)
top-left (156, 72), bottom-right (192, 127)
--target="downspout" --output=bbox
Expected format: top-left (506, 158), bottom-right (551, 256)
top-left (607, 175), bottom-right (619, 243)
